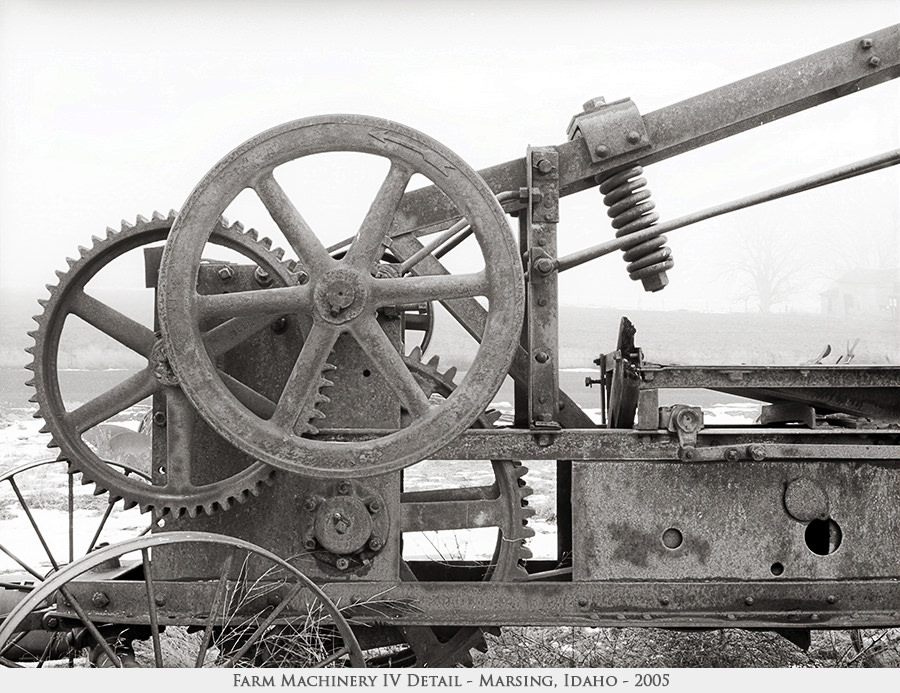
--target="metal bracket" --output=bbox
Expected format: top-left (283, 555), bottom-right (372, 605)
top-left (661, 404), bottom-right (704, 453)
top-left (567, 97), bottom-right (651, 164)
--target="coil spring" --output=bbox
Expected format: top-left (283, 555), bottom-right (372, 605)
top-left (597, 165), bottom-right (674, 291)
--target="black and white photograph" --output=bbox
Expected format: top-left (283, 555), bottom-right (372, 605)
top-left (0, 0), bottom-right (897, 685)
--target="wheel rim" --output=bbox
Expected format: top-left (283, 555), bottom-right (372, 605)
top-left (159, 115), bottom-right (524, 477)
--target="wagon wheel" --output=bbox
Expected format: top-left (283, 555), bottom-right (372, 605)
top-left (158, 114), bottom-right (524, 478)
top-left (0, 458), bottom-right (153, 666)
top-left (28, 212), bottom-right (297, 516)
top-left (0, 531), bottom-right (364, 668)
top-left (0, 458), bottom-right (153, 580)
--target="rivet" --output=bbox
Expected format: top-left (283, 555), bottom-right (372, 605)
top-left (626, 131), bottom-right (642, 145)
top-left (534, 351), bottom-right (550, 363)
top-left (153, 411), bottom-right (167, 427)
top-left (595, 145), bottom-right (610, 158)
top-left (659, 596), bottom-right (670, 606)
top-left (578, 598), bottom-right (589, 608)
top-left (745, 596), bottom-right (755, 606)
top-left (724, 448), bottom-right (740, 462)
top-left (338, 481), bottom-right (352, 495)
top-left (154, 595), bottom-right (167, 607)
top-left (827, 595), bottom-right (837, 604)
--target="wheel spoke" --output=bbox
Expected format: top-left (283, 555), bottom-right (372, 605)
top-left (141, 548), bottom-right (164, 668)
top-left (202, 316), bottom-right (272, 358)
top-left (351, 315), bottom-right (430, 418)
top-left (85, 500), bottom-right (116, 554)
top-left (220, 371), bottom-right (276, 418)
top-left (372, 271), bottom-right (488, 307)
top-left (58, 586), bottom-right (123, 667)
top-left (8, 478), bottom-right (59, 571)
top-left (66, 367), bottom-right (157, 434)
top-left (196, 285), bottom-right (310, 322)
top-left (253, 173), bottom-right (331, 269)
top-left (68, 290), bottom-right (157, 358)
top-left (196, 550), bottom-right (237, 667)
top-left (271, 322), bottom-right (341, 432)
top-left (0, 541), bottom-right (44, 580)
top-left (344, 162), bottom-right (413, 269)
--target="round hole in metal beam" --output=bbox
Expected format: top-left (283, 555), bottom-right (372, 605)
top-left (770, 562), bottom-right (784, 576)
top-left (661, 527), bottom-right (683, 550)
top-left (805, 518), bottom-right (842, 555)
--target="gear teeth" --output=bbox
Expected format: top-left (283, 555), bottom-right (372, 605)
top-left (310, 408), bottom-right (326, 420)
top-left (38, 423), bottom-right (50, 434)
top-left (484, 409), bottom-right (502, 425)
top-left (90, 235), bottom-right (103, 245)
top-left (187, 505), bottom-right (200, 519)
top-left (55, 269), bottom-right (67, 281)
top-left (220, 215), bottom-right (230, 227)
top-left (168, 209), bottom-right (178, 219)
top-left (305, 423), bottom-right (320, 435)
top-left (24, 360), bottom-right (35, 370)
top-left (106, 226), bottom-right (117, 238)
top-left (247, 228), bottom-right (259, 240)
top-left (136, 214), bottom-right (149, 225)
top-left (77, 245), bottom-right (90, 258)
top-left (231, 220), bottom-right (244, 232)
top-left (427, 355), bottom-right (440, 369)
top-left (443, 366), bottom-right (457, 381)
top-left (24, 378), bottom-right (34, 387)
top-left (65, 257), bottom-right (77, 268)
top-left (120, 219), bottom-right (134, 231)
top-left (152, 210), bottom-right (165, 221)
top-left (273, 247), bottom-right (284, 260)
top-left (260, 237), bottom-right (272, 249)
top-left (121, 498), bottom-right (137, 511)
top-left (44, 283), bottom-right (56, 293)
top-left (408, 346), bottom-right (423, 362)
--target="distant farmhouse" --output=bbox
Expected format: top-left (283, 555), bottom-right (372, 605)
top-left (821, 268), bottom-right (899, 317)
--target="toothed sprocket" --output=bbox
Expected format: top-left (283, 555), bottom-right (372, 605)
top-left (362, 348), bottom-right (534, 667)
top-left (27, 211), bottom-right (299, 517)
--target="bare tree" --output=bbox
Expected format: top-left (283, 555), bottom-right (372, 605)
top-left (732, 237), bottom-right (802, 313)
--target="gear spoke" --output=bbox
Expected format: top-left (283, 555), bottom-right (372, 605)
top-left (272, 321), bottom-right (341, 432)
top-left (65, 367), bottom-right (157, 434)
top-left (220, 371), bottom-right (276, 418)
top-left (253, 172), bottom-right (332, 270)
top-left (400, 496), bottom-right (507, 533)
top-left (202, 316), bottom-right (273, 358)
top-left (352, 315), bottom-right (431, 419)
top-left (196, 285), bottom-right (311, 322)
top-left (69, 290), bottom-right (157, 358)
top-left (371, 271), bottom-right (488, 307)
top-left (344, 162), bottom-right (413, 270)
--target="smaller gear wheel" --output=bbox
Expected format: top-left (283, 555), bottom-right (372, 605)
top-left (28, 211), bottom-right (298, 517)
top-left (360, 348), bottom-right (534, 667)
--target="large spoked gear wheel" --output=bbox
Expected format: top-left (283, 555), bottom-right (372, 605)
top-left (27, 211), bottom-right (296, 517)
top-left (362, 349), bottom-right (534, 667)
top-left (159, 114), bottom-right (524, 478)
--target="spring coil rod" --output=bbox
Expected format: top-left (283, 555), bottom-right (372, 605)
top-left (597, 165), bottom-right (674, 291)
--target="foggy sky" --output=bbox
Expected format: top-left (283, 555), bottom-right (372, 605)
top-left (0, 0), bottom-right (897, 314)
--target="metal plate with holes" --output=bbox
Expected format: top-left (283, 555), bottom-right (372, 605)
top-left (572, 461), bottom-right (900, 581)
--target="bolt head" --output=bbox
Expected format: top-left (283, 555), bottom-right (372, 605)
top-left (868, 56), bottom-right (882, 67)
top-left (724, 448), bottom-right (740, 462)
top-left (254, 267), bottom-right (273, 286)
top-left (535, 159), bottom-right (554, 174)
top-left (153, 411), bottom-right (167, 427)
top-left (335, 557), bottom-right (351, 571)
top-left (91, 591), bottom-right (110, 608)
top-left (368, 500), bottom-right (381, 513)
top-left (217, 265), bottom-right (234, 281)
top-left (304, 538), bottom-right (317, 550)
top-left (304, 497), bottom-right (318, 512)
top-left (295, 270), bottom-right (310, 285)
top-left (749, 445), bottom-right (766, 461)
top-left (860, 38), bottom-right (874, 49)
top-left (533, 257), bottom-right (555, 275)
top-left (154, 595), bottom-right (167, 607)
top-left (337, 481), bottom-right (352, 495)
top-left (583, 97), bottom-right (606, 111)
top-left (368, 536), bottom-right (384, 551)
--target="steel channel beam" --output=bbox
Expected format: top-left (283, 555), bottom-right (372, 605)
top-left (388, 25), bottom-right (900, 237)
top-left (640, 365), bottom-right (900, 389)
top-left (61, 579), bottom-right (900, 630)
top-left (319, 428), bottom-right (900, 461)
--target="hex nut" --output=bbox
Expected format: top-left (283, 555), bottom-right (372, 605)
top-left (217, 265), bottom-right (235, 282)
top-left (335, 557), bottom-right (351, 571)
